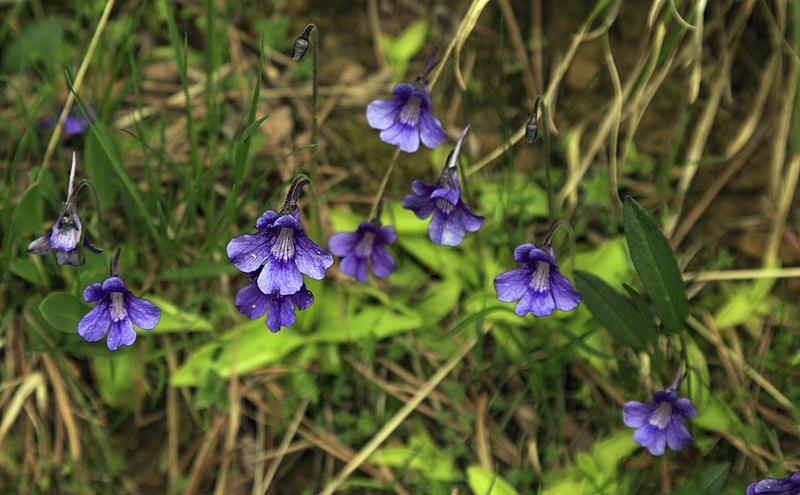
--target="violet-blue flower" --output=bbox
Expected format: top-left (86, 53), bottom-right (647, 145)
top-left (77, 251), bottom-right (160, 351)
top-left (494, 241), bottom-right (580, 317)
top-left (401, 125), bottom-right (484, 246)
top-left (28, 152), bottom-right (101, 266)
top-left (366, 52), bottom-right (446, 153)
top-left (235, 267), bottom-right (314, 333)
top-left (226, 175), bottom-right (333, 296)
top-left (329, 221), bottom-right (397, 282)
top-left (623, 359), bottom-right (697, 456)
top-left (41, 107), bottom-right (95, 138)
top-left (747, 472), bottom-right (800, 495)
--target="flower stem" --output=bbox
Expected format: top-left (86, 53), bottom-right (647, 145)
top-left (540, 98), bottom-right (556, 222)
top-left (110, 247), bottom-right (121, 277)
top-left (368, 148), bottom-right (401, 221)
top-left (282, 174), bottom-right (311, 214)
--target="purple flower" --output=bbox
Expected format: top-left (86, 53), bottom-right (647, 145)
top-left (235, 268), bottom-right (314, 333)
top-left (41, 107), bottom-right (95, 138)
top-left (28, 152), bottom-right (101, 265)
top-left (494, 244), bottom-right (580, 316)
top-left (747, 473), bottom-right (800, 495)
top-left (623, 389), bottom-right (697, 456)
top-left (78, 275), bottom-right (160, 351)
top-left (401, 125), bottom-right (484, 246)
top-left (227, 176), bottom-right (333, 297)
top-left (227, 207), bottom-right (333, 296)
top-left (329, 221), bottom-right (397, 282)
top-left (367, 78), bottom-right (447, 153)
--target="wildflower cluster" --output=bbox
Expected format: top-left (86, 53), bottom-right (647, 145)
top-left (28, 152), bottom-right (160, 350)
top-left (227, 176), bottom-right (333, 332)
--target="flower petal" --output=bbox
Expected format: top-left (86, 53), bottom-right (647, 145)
top-left (672, 397), bottom-right (697, 419)
top-left (429, 209), bottom-right (465, 246)
top-left (515, 287), bottom-right (555, 317)
top-left (294, 234), bottom-right (334, 280)
top-left (622, 401), bottom-right (653, 428)
top-left (370, 244), bottom-right (396, 279)
top-left (107, 318), bottom-right (137, 351)
top-left (366, 98), bottom-right (403, 130)
top-left (258, 257), bottom-right (304, 296)
top-left (549, 270), bottom-right (581, 312)
top-left (456, 202), bottom-right (484, 233)
top-left (266, 296), bottom-right (295, 333)
top-left (633, 424), bottom-right (667, 456)
top-left (83, 282), bottom-right (106, 303)
top-left (102, 276), bottom-right (129, 294)
top-left (77, 300), bottom-right (111, 342)
top-left (126, 294), bottom-right (161, 330)
top-left (227, 232), bottom-right (272, 273)
top-left (494, 266), bottom-right (532, 303)
top-left (235, 282), bottom-right (270, 319)
top-left (328, 231), bottom-right (360, 257)
top-left (418, 110), bottom-right (447, 148)
top-left (56, 249), bottom-right (84, 266)
top-left (380, 122), bottom-right (420, 153)
top-left (378, 225), bottom-right (397, 245)
top-left (665, 418), bottom-right (693, 452)
top-left (341, 253), bottom-right (368, 282)
top-left (514, 244), bottom-right (553, 264)
top-left (402, 191), bottom-right (436, 220)
top-left (289, 285), bottom-right (315, 311)
top-left (27, 232), bottom-right (54, 255)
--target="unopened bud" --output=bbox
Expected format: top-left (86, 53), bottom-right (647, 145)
top-left (525, 96), bottom-right (541, 143)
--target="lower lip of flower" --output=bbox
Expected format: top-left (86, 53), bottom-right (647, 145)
top-left (648, 401), bottom-right (673, 429)
top-left (435, 198), bottom-right (455, 214)
top-left (398, 96), bottom-right (422, 126)
top-left (111, 292), bottom-right (128, 321)
top-left (272, 228), bottom-right (296, 261)
top-left (355, 232), bottom-right (376, 256)
top-left (529, 261), bottom-right (551, 292)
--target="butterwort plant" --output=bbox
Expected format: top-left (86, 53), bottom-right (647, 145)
top-left (747, 472), bottom-right (800, 494)
top-left (402, 125), bottom-right (484, 246)
top-left (366, 50), bottom-right (447, 153)
top-left (28, 151), bottom-right (101, 266)
top-left (494, 222), bottom-right (580, 317)
top-left (623, 356), bottom-right (697, 456)
top-left (77, 249), bottom-right (161, 351)
top-left (227, 175), bottom-right (333, 332)
top-left (328, 203), bottom-right (397, 283)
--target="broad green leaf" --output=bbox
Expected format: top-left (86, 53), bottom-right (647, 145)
top-left (2, 17), bottom-right (65, 73)
top-left (85, 124), bottom-right (121, 209)
top-left (147, 297), bottom-right (213, 333)
top-left (92, 351), bottom-right (136, 410)
top-left (9, 259), bottom-right (45, 288)
top-left (672, 463), bottom-right (730, 495)
top-left (623, 197), bottom-right (688, 331)
top-left (466, 466), bottom-right (519, 495)
top-left (575, 271), bottom-right (654, 351)
top-left (383, 20), bottom-right (429, 79)
top-left (370, 430), bottom-right (460, 483)
top-left (39, 292), bottom-right (88, 334)
top-left (11, 181), bottom-right (44, 239)
top-left (713, 276), bottom-right (773, 329)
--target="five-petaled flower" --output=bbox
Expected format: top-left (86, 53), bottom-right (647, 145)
top-left (367, 77), bottom-right (447, 153)
top-left (329, 221), bottom-right (397, 282)
top-left (747, 472), bottom-right (800, 495)
top-left (494, 243), bottom-right (580, 317)
top-left (77, 251), bottom-right (160, 351)
top-left (235, 267), bottom-right (314, 333)
top-left (401, 125), bottom-right (484, 246)
top-left (623, 358), bottom-right (697, 456)
top-left (227, 204), bottom-right (334, 296)
top-left (28, 152), bottom-right (101, 265)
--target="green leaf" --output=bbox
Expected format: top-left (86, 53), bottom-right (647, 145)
top-left (147, 297), bottom-right (213, 333)
top-left (672, 463), bottom-right (730, 495)
top-left (466, 466), bottom-right (520, 495)
top-left (575, 271), bottom-right (654, 351)
top-left (2, 17), bottom-right (65, 73)
top-left (383, 20), bottom-right (429, 79)
top-left (39, 292), bottom-right (88, 334)
top-left (622, 197), bottom-right (688, 331)
top-left (84, 124), bottom-right (121, 209)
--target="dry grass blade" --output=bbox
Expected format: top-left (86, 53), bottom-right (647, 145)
top-left (255, 398), bottom-right (309, 495)
top-left (0, 372), bottom-right (46, 449)
top-left (428, 0), bottom-right (490, 92)
top-left (318, 325), bottom-right (489, 495)
top-left (41, 355), bottom-right (80, 463)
